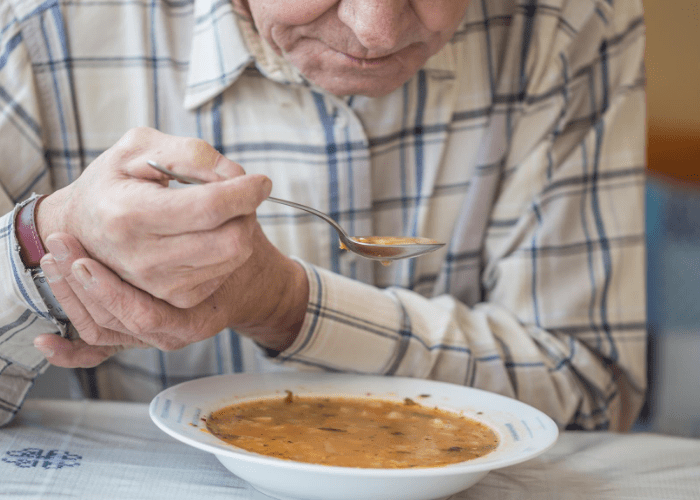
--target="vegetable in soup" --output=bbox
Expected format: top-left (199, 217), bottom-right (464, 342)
top-left (205, 392), bottom-right (498, 468)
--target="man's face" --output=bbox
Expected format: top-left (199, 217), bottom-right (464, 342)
top-left (240, 0), bottom-right (471, 97)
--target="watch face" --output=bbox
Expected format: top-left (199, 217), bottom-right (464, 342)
top-left (32, 269), bottom-right (70, 323)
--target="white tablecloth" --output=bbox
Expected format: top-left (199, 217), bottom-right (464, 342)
top-left (1, 400), bottom-right (699, 499)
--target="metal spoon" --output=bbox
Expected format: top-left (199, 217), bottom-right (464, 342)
top-left (147, 161), bottom-right (445, 262)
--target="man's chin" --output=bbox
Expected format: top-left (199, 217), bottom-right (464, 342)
top-left (307, 74), bottom-right (410, 98)
top-left (283, 44), bottom-right (427, 98)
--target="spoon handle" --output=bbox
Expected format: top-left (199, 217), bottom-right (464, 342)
top-left (265, 197), bottom-right (348, 238)
top-left (147, 161), bottom-right (205, 185)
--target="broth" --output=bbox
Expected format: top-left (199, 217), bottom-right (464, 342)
top-left (339, 237), bottom-right (441, 265)
top-left (351, 236), bottom-right (440, 246)
top-left (205, 392), bottom-right (498, 469)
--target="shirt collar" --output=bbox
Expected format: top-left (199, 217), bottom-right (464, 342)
top-left (184, 0), bottom-right (463, 110)
top-left (184, 0), bottom-right (303, 110)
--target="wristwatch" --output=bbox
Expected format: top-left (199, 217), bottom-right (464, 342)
top-left (15, 195), bottom-right (70, 324)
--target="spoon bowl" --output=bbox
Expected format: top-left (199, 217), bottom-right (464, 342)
top-left (340, 236), bottom-right (445, 263)
top-left (147, 161), bottom-right (445, 262)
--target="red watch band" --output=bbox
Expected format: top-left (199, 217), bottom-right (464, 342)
top-left (15, 195), bottom-right (48, 268)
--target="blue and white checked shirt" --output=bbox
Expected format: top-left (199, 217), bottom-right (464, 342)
top-left (0, 0), bottom-right (646, 430)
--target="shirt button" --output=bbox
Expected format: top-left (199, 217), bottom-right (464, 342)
top-left (334, 112), bottom-right (348, 128)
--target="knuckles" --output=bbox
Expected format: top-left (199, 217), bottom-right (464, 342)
top-left (162, 290), bottom-right (205, 310)
top-left (180, 137), bottom-right (215, 164)
top-left (72, 320), bottom-right (102, 346)
top-left (116, 127), bottom-right (159, 153)
top-left (119, 301), bottom-right (163, 339)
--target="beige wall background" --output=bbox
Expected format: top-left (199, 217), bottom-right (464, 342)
top-left (644, 0), bottom-right (700, 184)
top-left (644, 0), bottom-right (700, 127)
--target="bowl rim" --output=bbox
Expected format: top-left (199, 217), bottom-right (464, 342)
top-left (149, 372), bottom-right (559, 477)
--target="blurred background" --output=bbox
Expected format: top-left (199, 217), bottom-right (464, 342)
top-left (28, 1), bottom-right (700, 437)
top-left (637, 0), bottom-right (700, 437)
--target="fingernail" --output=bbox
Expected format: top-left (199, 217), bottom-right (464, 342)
top-left (46, 238), bottom-right (68, 261)
top-left (262, 176), bottom-right (272, 195)
top-left (33, 341), bottom-right (54, 358)
top-left (73, 263), bottom-right (96, 289)
top-left (40, 259), bottom-right (62, 283)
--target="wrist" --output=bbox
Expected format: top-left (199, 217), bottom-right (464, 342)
top-left (256, 259), bottom-right (309, 351)
top-left (35, 189), bottom-right (67, 247)
top-left (234, 255), bottom-right (309, 352)
top-left (15, 191), bottom-right (67, 268)
top-left (14, 194), bottom-right (70, 324)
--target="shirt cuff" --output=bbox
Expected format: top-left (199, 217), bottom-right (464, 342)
top-left (273, 261), bottom-right (406, 373)
top-left (1, 200), bottom-right (66, 370)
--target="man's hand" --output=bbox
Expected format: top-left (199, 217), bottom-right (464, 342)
top-left (34, 230), bottom-right (308, 368)
top-left (35, 127), bottom-right (272, 308)
top-left (34, 237), bottom-right (151, 367)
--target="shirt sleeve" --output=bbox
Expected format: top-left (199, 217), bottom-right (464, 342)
top-left (275, 2), bottom-right (647, 432)
top-left (0, 0), bottom-right (63, 427)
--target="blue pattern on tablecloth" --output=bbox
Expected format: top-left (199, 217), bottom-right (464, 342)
top-left (2, 448), bottom-right (81, 469)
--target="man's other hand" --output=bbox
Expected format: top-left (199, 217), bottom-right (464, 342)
top-left (34, 232), bottom-right (308, 368)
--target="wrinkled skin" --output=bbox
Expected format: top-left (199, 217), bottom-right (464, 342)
top-left (34, 127), bottom-right (307, 366)
top-left (35, 230), bottom-right (306, 367)
top-left (33, 0), bottom-right (471, 367)
top-left (238, 0), bottom-right (470, 97)
top-left (38, 127), bottom-right (274, 309)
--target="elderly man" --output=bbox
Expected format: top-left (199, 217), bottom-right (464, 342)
top-left (0, 0), bottom-right (646, 430)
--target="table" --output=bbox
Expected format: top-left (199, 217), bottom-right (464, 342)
top-left (1, 399), bottom-right (699, 499)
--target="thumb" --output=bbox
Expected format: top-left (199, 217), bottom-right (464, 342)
top-left (33, 333), bottom-right (124, 368)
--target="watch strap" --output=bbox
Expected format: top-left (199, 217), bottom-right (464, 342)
top-left (15, 195), bottom-right (48, 268)
top-left (32, 269), bottom-right (70, 324)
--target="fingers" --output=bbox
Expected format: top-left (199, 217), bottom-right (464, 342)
top-left (42, 237), bottom-right (128, 336)
top-left (118, 128), bottom-right (237, 183)
top-left (147, 173), bottom-right (272, 234)
top-left (67, 256), bottom-right (193, 351)
top-left (42, 232), bottom-right (206, 353)
top-left (47, 228), bottom-right (231, 310)
top-left (40, 257), bottom-right (125, 341)
top-left (115, 128), bottom-right (273, 233)
top-left (75, 187), bottom-right (265, 306)
top-left (59, 130), bottom-right (272, 308)
top-left (68, 254), bottom-right (234, 351)
top-left (33, 333), bottom-right (125, 368)
top-left (42, 235), bottom-right (150, 345)
top-left (39, 130), bottom-right (275, 339)
top-left (137, 214), bottom-right (257, 279)
top-left (91, 128), bottom-right (273, 235)
top-left (156, 273), bottom-right (230, 310)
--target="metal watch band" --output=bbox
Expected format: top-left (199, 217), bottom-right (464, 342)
top-left (15, 195), bottom-right (48, 268)
top-left (32, 269), bottom-right (70, 324)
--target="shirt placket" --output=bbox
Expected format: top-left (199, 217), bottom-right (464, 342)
top-left (319, 94), bottom-right (375, 285)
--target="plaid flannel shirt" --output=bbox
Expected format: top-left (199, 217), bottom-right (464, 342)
top-left (0, 0), bottom-right (646, 430)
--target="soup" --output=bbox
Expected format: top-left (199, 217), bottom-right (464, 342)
top-left (351, 236), bottom-right (440, 246)
top-left (339, 237), bottom-right (441, 265)
top-left (205, 392), bottom-right (498, 469)
top-left (339, 236), bottom-right (440, 256)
